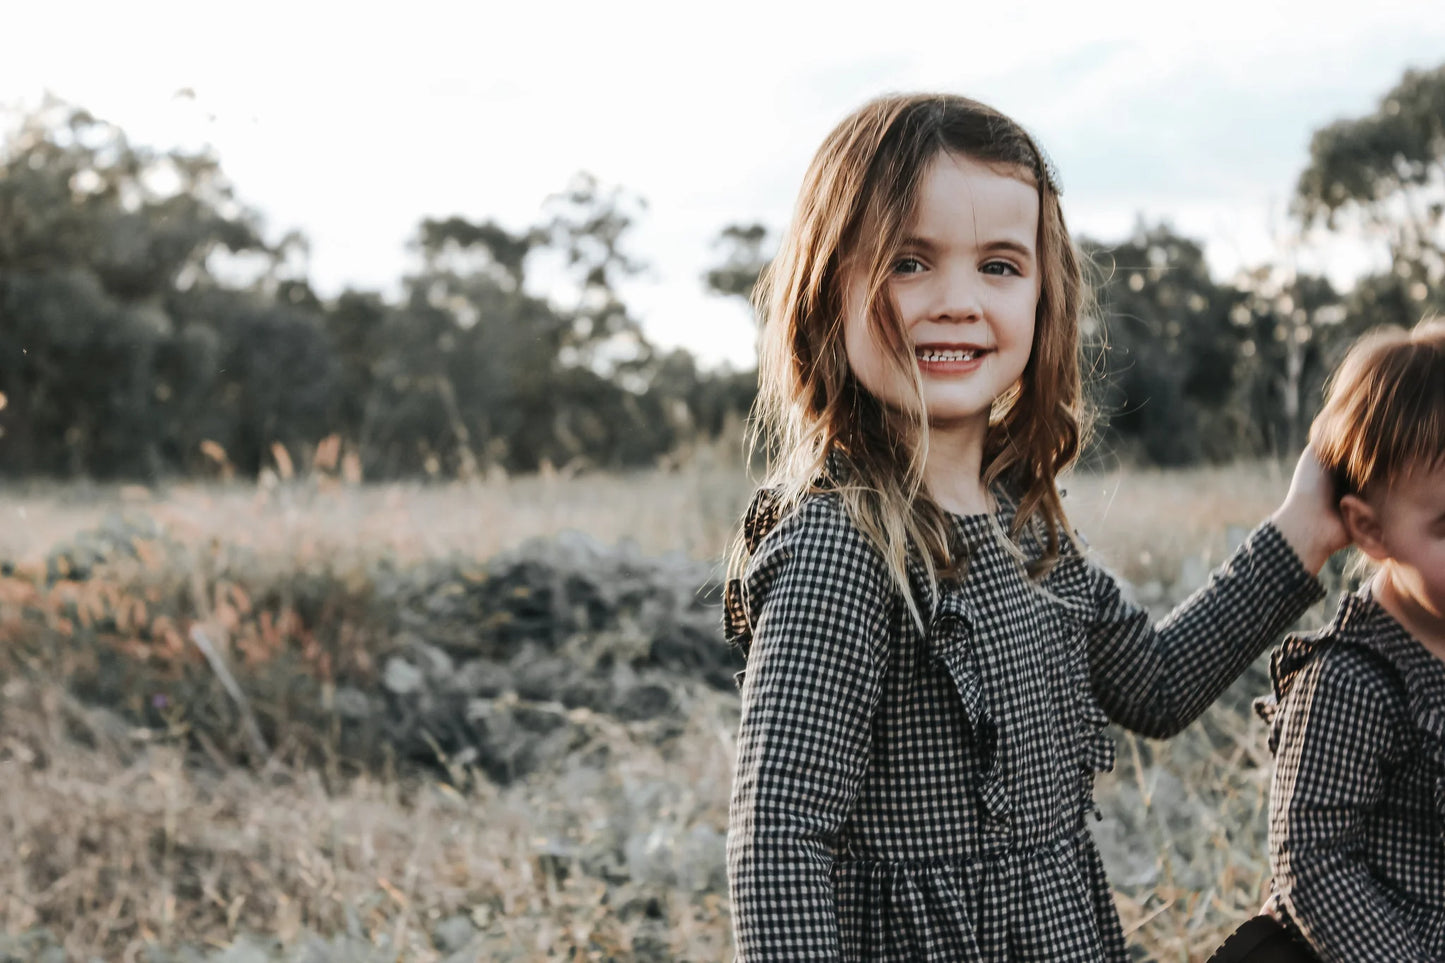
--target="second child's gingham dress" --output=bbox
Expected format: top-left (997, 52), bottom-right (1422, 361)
top-left (1262, 591), bottom-right (1445, 962)
top-left (725, 486), bottom-right (1324, 962)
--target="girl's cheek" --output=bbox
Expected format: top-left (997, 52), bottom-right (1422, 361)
top-left (893, 287), bottom-right (924, 324)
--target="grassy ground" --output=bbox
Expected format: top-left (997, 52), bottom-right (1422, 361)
top-left (0, 456), bottom-right (1294, 583)
top-left (0, 456), bottom-right (1335, 961)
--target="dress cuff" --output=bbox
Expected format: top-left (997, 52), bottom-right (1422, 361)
top-left (1249, 521), bottom-right (1327, 609)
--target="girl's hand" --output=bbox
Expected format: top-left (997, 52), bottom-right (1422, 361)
top-left (1270, 446), bottom-right (1350, 575)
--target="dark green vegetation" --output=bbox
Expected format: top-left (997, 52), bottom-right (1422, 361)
top-left (0, 111), bottom-right (754, 481)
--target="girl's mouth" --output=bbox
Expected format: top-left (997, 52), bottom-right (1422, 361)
top-left (914, 345), bottom-right (991, 371)
top-left (915, 347), bottom-right (986, 363)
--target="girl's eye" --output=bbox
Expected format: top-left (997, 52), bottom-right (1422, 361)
top-left (892, 257), bottom-right (925, 275)
top-left (981, 260), bottom-right (1020, 277)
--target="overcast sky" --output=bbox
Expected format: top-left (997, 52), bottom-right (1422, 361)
top-left (5, 0), bottom-right (1443, 368)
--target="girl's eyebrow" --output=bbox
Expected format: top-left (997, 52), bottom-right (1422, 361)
top-left (900, 235), bottom-right (1036, 260)
top-left (981, 238), bottom-right (1036, 261)
top-left (899, 235), bottom-right (938, 252)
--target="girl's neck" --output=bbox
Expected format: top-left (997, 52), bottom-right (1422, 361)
top-left (1374, 568), bottom-right (1445, 661)
top-left (923, 421), bottom-right (991, 516)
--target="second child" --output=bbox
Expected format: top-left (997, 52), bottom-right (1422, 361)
top-left (1261, 320), bottom-right (1445, 962)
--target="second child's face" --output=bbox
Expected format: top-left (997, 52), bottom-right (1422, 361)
top-left (1372, 461), bottom-right (1445, 622)
top-left (844, 151), bottom-right (1041, 437)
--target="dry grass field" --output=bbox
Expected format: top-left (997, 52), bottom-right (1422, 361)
top-left (0, 456), bottom-right (1296, 585)
top-left (0, 454), bottom-right (1347, 961)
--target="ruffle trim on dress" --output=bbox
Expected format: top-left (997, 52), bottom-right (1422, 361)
top-left (722, 486), bottom-right (784, 667)
top-left (1041, 551), bottom-right (1117, 783)
top-left (926, 591), bottom-right (1012, 823)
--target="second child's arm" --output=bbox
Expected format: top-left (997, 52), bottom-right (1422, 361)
top-left (1085, 450), bottom-right (1341, 737)
top-left (728, 498), bottom-right (891, 961)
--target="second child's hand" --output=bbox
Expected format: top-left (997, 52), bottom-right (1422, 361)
top-left (1271, 446), bottom-right (1350, 576)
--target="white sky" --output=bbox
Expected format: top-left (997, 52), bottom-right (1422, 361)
top-left (4, 0), bottom-right (1444, 369)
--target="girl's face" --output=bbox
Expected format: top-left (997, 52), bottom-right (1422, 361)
top-left (844, 151), bottom-right (1041, 440)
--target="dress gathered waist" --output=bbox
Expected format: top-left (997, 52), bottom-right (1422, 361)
top-left (838, 821), bottom-right (1092, 873)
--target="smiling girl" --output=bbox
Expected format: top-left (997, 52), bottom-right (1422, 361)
top-left (722, 93), bottom-right (1346, 962)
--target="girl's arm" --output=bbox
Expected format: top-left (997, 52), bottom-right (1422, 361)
top-left (727, 497), bottom-right (891, 961)
top-left (1084, 450), bottom-right (1339, 737)
top-left (1084, 521), bottom-right (1323, 736)
top-left (1269, 646), bottom-right (1433, 963)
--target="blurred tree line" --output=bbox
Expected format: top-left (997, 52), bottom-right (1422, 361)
top-left (0, 101), bottom-right (754, 480)
top-left (1080, 62), bottom-right (1445, 465)
top-left (1, 64), bottom-right (1442, 480)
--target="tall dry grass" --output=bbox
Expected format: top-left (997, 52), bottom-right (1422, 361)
top-left (0, 455), bottom-right (1292, 584)
top-left (0, 451), bottom-right (754, 578)
top-left (0, 454), bottom-right (1332, 961)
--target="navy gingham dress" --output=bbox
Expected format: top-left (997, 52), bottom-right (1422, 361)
top-left (1262, 591), bottom-right (1445, 962)
top-left (725, 484), bottom-right (1324, 962)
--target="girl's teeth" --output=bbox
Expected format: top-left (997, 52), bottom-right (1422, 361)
top-left (917, 349), bottom-right (981, 362)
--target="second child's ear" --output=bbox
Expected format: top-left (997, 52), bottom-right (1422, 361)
top-left (1339, 494), bottom-right (1388, 560)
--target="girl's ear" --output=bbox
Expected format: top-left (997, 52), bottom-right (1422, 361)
top-left (1339, 494), bottom-right (1388, 560)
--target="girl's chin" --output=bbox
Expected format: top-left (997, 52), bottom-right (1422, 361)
top-left (921, 391), bottom-right (994, 418)
top-left (923, 410), bottom-right (992, 433)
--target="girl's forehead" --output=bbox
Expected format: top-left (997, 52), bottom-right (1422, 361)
top-left (907, 153), bottom-right (1040, 239)
top-left (924, 150), bottom-right (1037, 186)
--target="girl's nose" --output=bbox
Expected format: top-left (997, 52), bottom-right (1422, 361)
top-left (934, 269), bottom-right (984, 322)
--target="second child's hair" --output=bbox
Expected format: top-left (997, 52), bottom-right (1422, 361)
top-left (1310, 317), bottom-right (1445, 497)
top-left (734, 93), bottom-right (1089, 626)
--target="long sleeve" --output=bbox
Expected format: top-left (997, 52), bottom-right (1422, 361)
top-left (1085, 521), bottom-right (1324, 738)
top-left (727, 497), bottom-right (892, 961)
top-left (1269, 646), bottom-right (1435, 963)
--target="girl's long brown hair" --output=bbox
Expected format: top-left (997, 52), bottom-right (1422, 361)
top-left (731, 93), bottom-right (1090, 628)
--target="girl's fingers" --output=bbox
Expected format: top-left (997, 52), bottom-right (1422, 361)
top-left (1272, 447), bottom-right (1350, 574)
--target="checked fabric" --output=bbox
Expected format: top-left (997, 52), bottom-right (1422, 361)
top-left (1262, 590), bottom-right (1445, 962)
top-left (726, 486), bottom-right (1324, 962)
